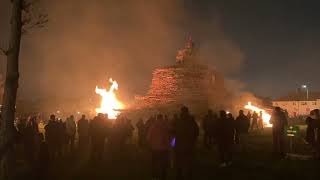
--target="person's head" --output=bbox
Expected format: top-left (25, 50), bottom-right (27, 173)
top-left (117, 116), bottom-right (124, 124)
top-left (104, 113), bottom-right (109, 119)
top-left (310, 110), bottom-right (317, 119)
top-left (70, 115), bottom-right (74, 120)
top-left (310, 110), bottom-right (315, 116)
top-left (219, 110), bottom-right (227, 119)
top-left (213, 112), bottom-right (218, 118)
top-left (30, 116), bottom-right (37, 122)
top-left (81, 114), bottom-right (86, 119)
top-left (97, 113), bottom-right (104, 119)
top-left (50, 114), bottom-right (55, 121)
top-left (181, 106), bottom-right (189, 115)
top-left (239, 110), bottom-right (244, 116)
top-left (313, 109), bottom-right (320, 119)
top-left (227, 113), bottom-right (233, 119)
top-left (274, 107), bottom-right (281, 113)
top-left (156, 114), bottom-right (163, 121)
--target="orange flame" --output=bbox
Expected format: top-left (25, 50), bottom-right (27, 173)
top-left (95, 78), bottom-right (124, 119)
top-left (244, 102), bottom-right (272, 127)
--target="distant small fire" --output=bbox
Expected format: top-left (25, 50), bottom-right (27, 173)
top-left (95, 78), bottom-right (124, 119)
top-left (244, 102), bottom-right (272, 127)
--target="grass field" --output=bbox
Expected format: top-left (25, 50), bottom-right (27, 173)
top-left (16, 127), bottom-right (320, 180)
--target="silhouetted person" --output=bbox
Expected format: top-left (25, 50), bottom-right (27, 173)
top-left (45, 115), bottom-right (59, 161)
top-left (90, 113), bottom-right (108, 162)
top-left (58, 119), bottom-right (67, 156)
top-left (202, 110), bottom-right (214, 149)
top-left (17, 117), bottom-right (27, 135)
top-left (173, 113), bottom-right (179, 122)
top-left (216, 111), bottom-right (234, 167)
top-left (170, 114), bottom-right (179, 134)
top-left (66, 115), bottom-right (76, 152)
top-left (227, 112), bottom-right (234, 120)
top-left (173, 106), bottom-right (199, 180)
top-left (109, 117), bottom-right (129, 161)
top-left (164, 115), bottom-right (169, 123)
top-left (30, 116), bottom-right (41, 157)
top-left (251, 112), bottom-right (259, 130)
top-left (23, 117), bottom-right (39, 166)
top-left (305, 110), bottom-right (316, 146)
top-left (36, 133), bottom-right (49, 180)
top-left (235, 110), bottom-right (250, 151)
top-left (258, 111), bottom-right (264, 129)
top-left (136, 118), bottom-right (146, 147)
top-left (78, 114), bottom-right (89, 152)
top-left (210, 112), bottom-right (218, 144)
top-left (145, 116), bottom-right (156, 133)
top-left (125, 118), bottom-right (134, 142)
top-left (227, 112), bottom-right (235, 144)
top-left (147, 114), bottom-right (171, 180)
top-left (247, 111), bottom-right (252, 122)
top-left (270, 107), bottom-right (288, 158)
top-left (312, 109), bottom-right (320, 159)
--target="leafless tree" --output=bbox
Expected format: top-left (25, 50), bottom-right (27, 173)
top-left (0, 0), bottom-right (47, 179)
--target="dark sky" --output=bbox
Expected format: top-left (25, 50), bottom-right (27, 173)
top-left (1, 0), bottom-right (320, 102)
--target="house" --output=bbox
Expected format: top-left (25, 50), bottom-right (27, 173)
top-left (272, 91), bottom-right (320, 117)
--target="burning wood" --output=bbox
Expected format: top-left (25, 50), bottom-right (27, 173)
top-left (244, 102), bottom-right (272, 127)
top-left (95, 78), bottom-right (125, 119)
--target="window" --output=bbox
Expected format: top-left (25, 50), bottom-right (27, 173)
top-left (301, 102), bottom-right (307, 105)
top-left (313, 102), bottom-right (317, 105)
top-left (293, 102), bottom-right (296, 105)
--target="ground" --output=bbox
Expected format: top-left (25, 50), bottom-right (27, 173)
top-left (16, 128), bottom-right (320, 180)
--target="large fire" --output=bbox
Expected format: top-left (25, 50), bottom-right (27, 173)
top-left (244, 102), bottom-right (272, 127)
top-left (95, 78), bottom-right (125, 119)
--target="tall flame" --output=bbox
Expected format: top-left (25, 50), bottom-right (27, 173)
top-left (95, 78), bottom-right (124, 119)
top-left (244, 102), bottom-right (272, 127)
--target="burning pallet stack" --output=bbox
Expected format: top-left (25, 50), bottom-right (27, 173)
top-left (133, 37), bottom-right (227, 116)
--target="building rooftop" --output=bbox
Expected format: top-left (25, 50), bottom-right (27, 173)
top-left (274, 91), bottom-right (320, 101)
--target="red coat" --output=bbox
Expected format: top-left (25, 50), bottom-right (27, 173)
top-left (147, 120), bottom-right (171, 151)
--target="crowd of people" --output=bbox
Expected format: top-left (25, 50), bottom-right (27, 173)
top-left (3, 105), bottom-right (320, 180)
top-left (12, 113), bottom-right (134, 178)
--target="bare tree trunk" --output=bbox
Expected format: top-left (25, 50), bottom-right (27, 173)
top-left (0, 0), bottom-right (23, 179)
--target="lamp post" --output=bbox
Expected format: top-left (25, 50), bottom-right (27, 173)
top-left (302, 85), bottom-right (309, 100)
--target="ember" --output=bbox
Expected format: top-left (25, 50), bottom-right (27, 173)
top-left (95, 78), bottom-right (124, 119)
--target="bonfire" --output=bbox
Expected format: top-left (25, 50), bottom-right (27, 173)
top-left (95, 78), bottom-right (124, 119)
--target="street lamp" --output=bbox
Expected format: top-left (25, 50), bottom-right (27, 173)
top-left (301, 85), bottom-right (309, 100)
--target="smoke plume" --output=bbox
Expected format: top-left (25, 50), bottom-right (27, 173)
top-left (0, 0), bottom-right (245, 111)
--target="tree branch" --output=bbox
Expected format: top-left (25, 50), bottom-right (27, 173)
top-left (21, 0), bottom-right (48, 35)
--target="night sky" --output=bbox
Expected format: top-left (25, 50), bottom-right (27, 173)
top-left (0, 0), bottom-right (320, 102)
